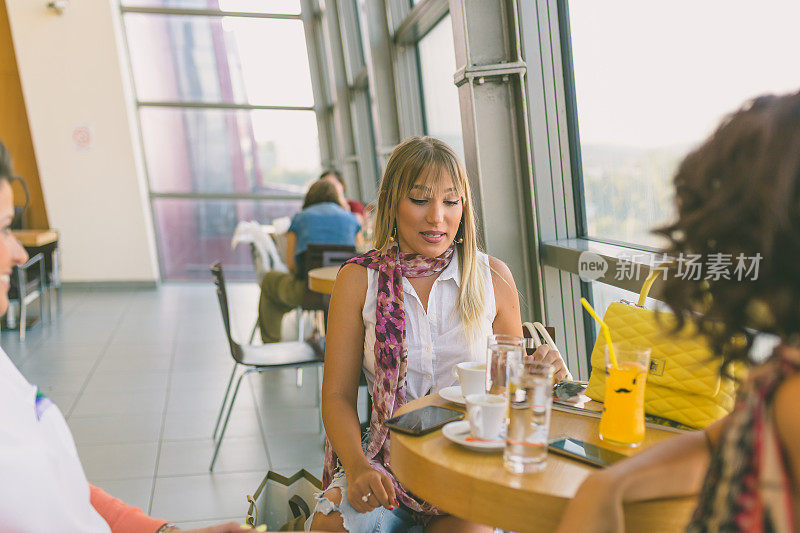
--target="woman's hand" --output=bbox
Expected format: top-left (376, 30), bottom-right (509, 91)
top-left (345, 464), bottom-right (398, 514)
top-left (529, 344), bottom-right (570, 382)
top-left (555, 471), bottom-right (624, 533)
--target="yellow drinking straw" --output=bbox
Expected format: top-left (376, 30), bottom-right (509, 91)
top-left (580, 297), bottom-right (619, 369)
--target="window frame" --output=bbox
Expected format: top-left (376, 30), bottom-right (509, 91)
top-left (118, 3), bottom-right (316, 279)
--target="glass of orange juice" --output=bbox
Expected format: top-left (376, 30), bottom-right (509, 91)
top-left (598, 343), bottom-right (651, 447)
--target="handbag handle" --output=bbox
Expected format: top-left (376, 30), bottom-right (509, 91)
top-left (522, 322), bottom-right (574, 381)
top-left (288, 494), bottom-right (311, 519)
top-left (637, 266), bottom-right (668, 306)
top-left (245, 474), bottom-right (270, 527)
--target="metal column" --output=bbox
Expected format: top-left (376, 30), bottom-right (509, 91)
top-left (448, 0), bottom-right (545, 323)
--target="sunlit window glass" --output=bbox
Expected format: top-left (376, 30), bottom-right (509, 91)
top-left (152, 198), bottom-right (302, 280)
top-left (417, 14), bottom-right (464, 159)
top-left (125, 14), bottom-right (313, 106)
top-left (567, 0), bottom-right (800, 248)
top-left (122, 0), bottom-right (301, 15)
top-left (140, 108), bottom-right (318, 195)
top-left (120, 3), bottom-right (319, 280)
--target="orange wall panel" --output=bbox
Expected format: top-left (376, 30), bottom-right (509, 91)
top-left (0, 0), bottom-right (48, 228)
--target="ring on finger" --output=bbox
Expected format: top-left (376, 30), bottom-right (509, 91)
top-left (361, 491), bottom-right (372, 503)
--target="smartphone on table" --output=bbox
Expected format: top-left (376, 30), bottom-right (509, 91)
top-left (548, 438), bottom-right (627, 468)
top-left (384, 406), bottom-right (464, 436)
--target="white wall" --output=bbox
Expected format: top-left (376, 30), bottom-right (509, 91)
top-left (5, 0), bottom-right (158, 283)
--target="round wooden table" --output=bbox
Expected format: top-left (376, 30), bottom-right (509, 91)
top-left (390, 395), bottom-right (696, 532)
top-left (307, 265), bottom-right (339, 295)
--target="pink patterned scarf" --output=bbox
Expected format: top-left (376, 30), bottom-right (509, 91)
top-left (322, 241), bottom-right (456, 520)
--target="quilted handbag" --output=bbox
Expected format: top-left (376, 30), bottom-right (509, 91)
top-left (585, 270), bottom-right (742, 429)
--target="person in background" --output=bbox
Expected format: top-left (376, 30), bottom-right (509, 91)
top-left (258, 179), bottom-right (360, 343)
top-left (310, 136), bottom-right (569, 532)
top-left (0, 141), bottom-right (243, 532)
top-left (319, 169), bottom-right (365, 224)
top-left (556, 91), bottom-right (800, 532)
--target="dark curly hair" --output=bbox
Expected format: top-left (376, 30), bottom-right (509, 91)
top-left (655, 90), bottom-right (800, 369)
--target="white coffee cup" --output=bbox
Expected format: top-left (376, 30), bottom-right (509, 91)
top-left (452, 362), bottom-right (486, 397)
top-left (465, 393), bottom-right (506, 440)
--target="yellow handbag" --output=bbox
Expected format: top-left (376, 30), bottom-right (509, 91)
top-left (585, 271), bottom-right (742, 429)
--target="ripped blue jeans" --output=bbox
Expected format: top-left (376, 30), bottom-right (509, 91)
top-left (305, 470), bottom-right (423, 533)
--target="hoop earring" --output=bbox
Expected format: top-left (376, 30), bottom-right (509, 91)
top-left (456, 236), bottom-right (464, 244)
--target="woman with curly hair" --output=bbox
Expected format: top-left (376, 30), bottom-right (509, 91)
top-left (556, 91), bottom-right (800, 532)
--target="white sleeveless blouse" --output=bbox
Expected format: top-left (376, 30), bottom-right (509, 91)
top-left (361, 250), bottom-right (496, 400)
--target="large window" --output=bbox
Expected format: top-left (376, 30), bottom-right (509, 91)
top-left (121, 0), bottom-right (320, 280)
top-left (417, 14), bottom-right (464, 158)
top-left (566, 0), bottom-right (800, 248)
top-left (528, 0), bottom-right (800, 375)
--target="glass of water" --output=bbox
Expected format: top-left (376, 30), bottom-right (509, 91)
top-left (503, 360), bottom-right (554, 474)
top-left (486, 334), bottom-right (524, 396)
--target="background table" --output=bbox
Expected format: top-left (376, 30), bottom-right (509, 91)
top-left (12, 229), bottom-right (60, 295)
top-left (307, 265), bottom-right (339, 295)
top-left (390, 395), bottom-right (696, 532)
top-left (12, 229), bottom-right (58, 247)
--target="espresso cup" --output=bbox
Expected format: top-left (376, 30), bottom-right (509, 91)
top-left (452, 362), bottom-right (486, 397)
top-left (465, 393), bottom-right (506, 440)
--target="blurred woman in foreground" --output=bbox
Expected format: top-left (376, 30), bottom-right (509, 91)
top-left (0, 141), bottom-right (242, 533)
top-left (557, 91), bottom-right (800, 532)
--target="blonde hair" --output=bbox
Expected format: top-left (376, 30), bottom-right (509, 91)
top-left (373, 136), bottom-right (486, 333)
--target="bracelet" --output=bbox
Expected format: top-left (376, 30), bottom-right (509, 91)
top-left (155, 524), bottom-right (178, 532)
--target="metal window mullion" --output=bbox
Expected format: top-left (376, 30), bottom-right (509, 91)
top-left (120, 6), bottom-right (301, 19)
top-left (550, 0), bottom-right (579, 239)
top-left (338, 0), bottom-right (366, 85)
top-left (362, 0), bottom-right (399, 174)
top-left (386, 0), bottom-right (425, 137)
top-left (322, 0), bottom-right (361, 199)
top-left (137, 101), bottom-right (314, 111)
top-left (150, 192), bottom-right (304, 201)
top-left (393, 0), bottom-right (449, 45)
top-left (540, 238), bottom-right (661, 293)
top-left (350, 89), bottom-right (379, 202)
top-left (519, 0), bottom-right (591, 374)
top-left (301, 0), bottom-right (336, 168)
top-left (315, 17), bottom-right (335, 107)
top-left (350, 67), bottom-right (369, 90)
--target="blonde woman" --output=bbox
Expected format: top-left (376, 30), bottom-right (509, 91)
top-left (309, 137), bottom-right (568, 533)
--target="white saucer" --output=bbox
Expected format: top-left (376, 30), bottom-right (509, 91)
top-left (442, 420), bottom-right (504, 452)
top-left (438, 385), bottom-right (466, 405)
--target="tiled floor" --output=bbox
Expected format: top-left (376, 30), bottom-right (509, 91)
top-left (4, 283), bottom-right (326, 527)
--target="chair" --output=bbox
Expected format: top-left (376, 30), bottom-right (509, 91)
top-left (299, 245), bottom-right (375, 430)
top-left (6, 253), bottom-right (48, 341)
top-left (298, 244), bottom-right (357, 338)
top-left (209, 262), bottom-right (324, 471)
